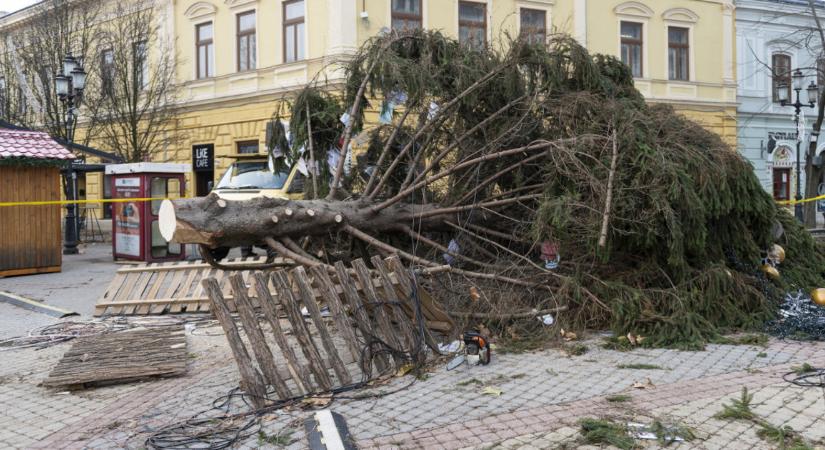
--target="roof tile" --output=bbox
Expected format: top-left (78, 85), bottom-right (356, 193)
top-left (0, 129), bottom-right (75, 161)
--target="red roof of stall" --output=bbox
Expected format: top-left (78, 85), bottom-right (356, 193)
top-left (0, 128), bottom-right (75, 160)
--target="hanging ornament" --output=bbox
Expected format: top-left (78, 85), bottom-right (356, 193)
top-left (760, 263), bottom-right (780, 280)
top-left (540, 240), bottom-right (560, 270)
top-left (769, 244), bottom-right (786, 264)
top-left (811, 288), bottom-right (825, 307)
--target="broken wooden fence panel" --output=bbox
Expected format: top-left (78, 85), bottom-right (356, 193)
top-left (203, 278), bottom-right (268, 409)
top-left (205, 256), bottom-right (452, 402)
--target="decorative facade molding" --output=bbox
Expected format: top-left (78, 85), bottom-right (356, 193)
top-left (224, 0), bottom-right (258, 10)
top-left (184, 2), bottom-right (217, 21)
top-left (613, 2), bottom-right (654, 18)
top-left (662, 8), bottom-right (699, 23)
top-left (765, 38), bottom-right (803, 50)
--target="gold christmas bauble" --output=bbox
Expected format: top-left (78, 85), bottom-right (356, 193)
top-left (770, 244), bottom-right (786, 263)
top-left (761, 264), bottom-right (780, 280)
top-left (811, 288), bottom-right (825, 307)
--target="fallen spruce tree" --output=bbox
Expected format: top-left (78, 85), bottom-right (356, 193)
top-left (160, 31), bottom-right (825, 349)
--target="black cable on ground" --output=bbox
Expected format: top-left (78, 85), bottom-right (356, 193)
top-left (146, 285), bottom-right (430, 449)
top-left (783, 367), bottom-right (825, 388)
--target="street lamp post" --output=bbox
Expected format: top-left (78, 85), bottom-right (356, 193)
top-left (55, 54), bottom-right (87, 255)
top-left (778, 69), bottom-right (818, 223)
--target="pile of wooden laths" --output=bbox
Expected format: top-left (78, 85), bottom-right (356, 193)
top-left (205, 255), bottom-right (453, 408)
top-left (43, 325), bottom-right (187, 389)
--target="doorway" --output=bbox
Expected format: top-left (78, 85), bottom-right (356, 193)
top-left (195, 171), bottom-right (214, 197)
top-left (773, 168), bottom-right (791, 201)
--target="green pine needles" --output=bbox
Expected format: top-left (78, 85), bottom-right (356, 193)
top-left (277, 29), bottom-right (825, 349)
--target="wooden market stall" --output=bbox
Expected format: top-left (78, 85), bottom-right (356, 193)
top-left (0, 127), bottom-right (75, 277)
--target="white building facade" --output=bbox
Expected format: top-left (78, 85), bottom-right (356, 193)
top-left (736, 0), bottom-right (825, 213)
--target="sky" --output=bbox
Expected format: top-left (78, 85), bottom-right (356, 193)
top-left (0, 0), bottom-right (40, 15)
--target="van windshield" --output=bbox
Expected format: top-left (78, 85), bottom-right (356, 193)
top-left (215, 161), bottom-right (289, 190)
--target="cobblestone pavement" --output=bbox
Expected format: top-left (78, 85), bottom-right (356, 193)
top-left (1, 320), bottom-right (823, 450)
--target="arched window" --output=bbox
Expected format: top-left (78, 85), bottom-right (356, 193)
top-left (772, 53), bottom-right (791, 103)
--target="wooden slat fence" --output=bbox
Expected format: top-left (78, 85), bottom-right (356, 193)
top-left (205, 256), bottom-right (451, 407)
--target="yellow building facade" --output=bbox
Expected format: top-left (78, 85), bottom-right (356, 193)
top-left (2, 0), bottom-right (738, 202)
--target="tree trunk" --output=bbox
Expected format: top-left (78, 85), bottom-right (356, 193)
top-left (159, 194), bottom-right (454, 248)
top-left (804, 141), bottom-right (822, 228)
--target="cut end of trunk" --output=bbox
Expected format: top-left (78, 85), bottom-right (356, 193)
top-left (159, 200), bottom-right (177, 242)
top-left (159, 199), bottom-right (218, 246)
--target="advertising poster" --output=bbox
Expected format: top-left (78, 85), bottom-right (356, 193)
top-left (114, 177), bottom-right (141, 257)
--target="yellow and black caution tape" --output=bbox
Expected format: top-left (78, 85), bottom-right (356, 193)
top-left (0, 197), bottom-right (189, 207)
top-left (776, 193), bottom-right (825, 206)
top-left (2, 193), bottom-right (824, 207)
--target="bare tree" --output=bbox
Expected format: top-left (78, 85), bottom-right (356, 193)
top-left (93, 0), bottom-right (180, 162)
top-left (804, 0), bottom-right (825, 227)
top-left (0, 0), bottom-right (102, 143)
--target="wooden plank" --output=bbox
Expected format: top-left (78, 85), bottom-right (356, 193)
top-left (310, 266), bottom-right (363, 365)
top-left (0, 265), bottom-right (61, 278)
top-left (95, 272), bottom-right (128, 315)
top-left (180, 266), bottom-right (213, 313)
top-left (109, 272), bottom-right (141, 315)
top-left (352, 259), bottom-right (404, 367)
top-left (203, 277), bottom-right (268, 408)
top-left (385, 256), bottom-right (443, 352)
top-left (334, 261), bottom-right (390, 373)
top-left (229, 274), bottom-right (292, 399)
top-left (121, 270), bottom-right (154, 315)
top-left (371, 256), bottom-right (417, 353)
top-left (385, 254), bottom-right (448, 325)
top-left (272, 270), bottom-right (333, 391)
top-left (253, 272), bottom-right (311, 395)
top-left (151, 262), bottom-right (187, 314)
top-left (113, 257), bottom-right (276, 273)
top-left (292, 266), bottom-right (352, 385)
top-left (136, 267), bottom-right (167, 314)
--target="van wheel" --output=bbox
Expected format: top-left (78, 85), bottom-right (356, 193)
top-left (202, 246), bottom-right (230, 261)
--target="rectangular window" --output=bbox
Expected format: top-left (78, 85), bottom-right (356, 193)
top-left (237, 11), bottom-right (256, 71)
top-left (101, 49), bottom-right (114, 95)
top-left (520, 8), bottom-right (546, 45)
top-left (196, 22), bottom-right (214, 79)
top-left (392, 0), bottom-right (422, 32)
top-left (668, 27), bottom-right (689, 81)
top-left (773, 168), bottom-right (791, 201)
top-left (237, 140), bottom-right (259, 154)
top-left (284, 0), bottom-right (305, 63)
top-left (133, 40), bottom-right (148, 90)
top-left (620, 21), bottom-right (643, 78)
top-left (459, 1), bottom-right (486, 49)
top-left (772, 53), bottom-right (791, 103)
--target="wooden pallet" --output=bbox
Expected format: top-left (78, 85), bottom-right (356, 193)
top-left (205, 256), bottom-right (451, 407)
top-left (43, 325), bottom-right (187, 389)
top-left (94, 257), bottom-right (275, 316)
top-left (95, 257), bottom-right (454, 333)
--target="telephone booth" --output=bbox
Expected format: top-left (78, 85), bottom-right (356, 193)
top-left (106, 163), bottom-right (188, 262)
